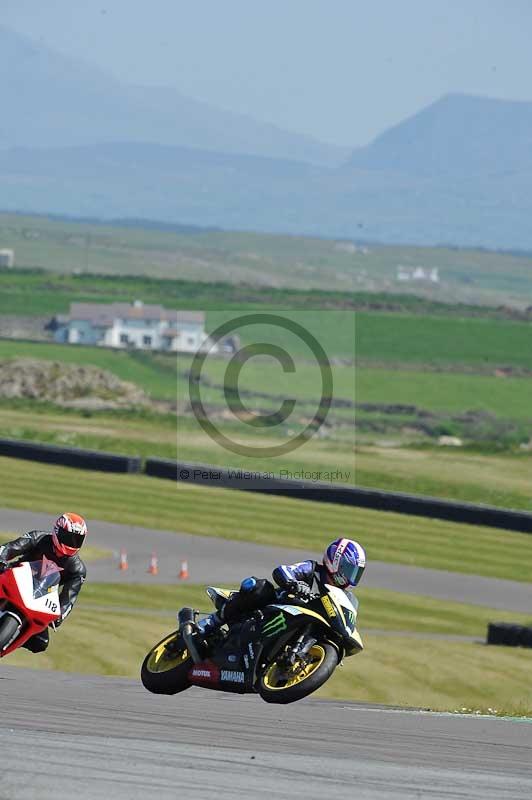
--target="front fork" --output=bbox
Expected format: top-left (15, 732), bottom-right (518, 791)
top-left (288, 629), bottom-right (317, 666)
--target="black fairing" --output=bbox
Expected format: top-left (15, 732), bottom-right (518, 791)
top-left (206, 617), bottom-right (262, 693)
top-left (205, 602), bottom-right (333, 693)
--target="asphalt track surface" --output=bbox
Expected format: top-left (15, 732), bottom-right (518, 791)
top-left (1, 510), bottom-right (531, 797)
top-left (1, 508), bottom-right (531, 611)
top-left (0, 666), bottom-right (530, 800)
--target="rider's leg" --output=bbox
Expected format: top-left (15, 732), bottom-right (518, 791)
top-left (221, 577), bottom-right (277, 623)
top-left (199, 577), bottom-right (276, 633)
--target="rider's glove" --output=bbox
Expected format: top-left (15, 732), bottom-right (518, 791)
top-left (0, 559), bottom-right (9, 574)
top-left (292, 580), bottom-right (311, 600)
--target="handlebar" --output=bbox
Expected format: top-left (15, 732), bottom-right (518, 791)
top-left (275, 587), bottom-right (320, 604)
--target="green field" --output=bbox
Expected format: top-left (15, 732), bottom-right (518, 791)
top-left (0, 267), bottom-right (361, 324)
top-left (0, 403), bottom-right (357, 479)
top-left (357, 367), bottom-right (532, 420)
top-left (356, 312), bottom-right (532, 369)
top-left (2, 259), bottom-right (532, 461)
top-left (1, 326), bottom-right (531, 486)
top-left (3, 211), bottom-right (532, 306)
top-left (1, 403), bottom-right (532, 510)
top-left (3, 267), bottom-right (532, 368)
top-left (0, 329), bottom-right (355, 400)
top-left (1, 213), bottom-right (531, 716)
top-left (353, 446), bottom-right (532, 511)
top-left (2, 337), bottom-right (532, 420)
top-left (1, 456), bottom-right (531, 583)
top-left (5, 582), bottom-right (532, 714)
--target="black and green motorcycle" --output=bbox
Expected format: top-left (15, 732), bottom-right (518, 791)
top-left (141, 582), bottom-right (363, 704)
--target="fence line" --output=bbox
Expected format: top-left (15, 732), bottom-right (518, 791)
top-left (0, 439), bottom-right (529, 532)
top-left (0, 438), bottom-right (141, 474)
top-left (145, 457), bottom-right (532, 534)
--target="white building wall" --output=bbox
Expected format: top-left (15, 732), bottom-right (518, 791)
top-left (119, 319), bottom-right (163, 349)
top-left (0, 249), bottom-right (15, 268)
top-left (54, 316), bottom-right (210, 352)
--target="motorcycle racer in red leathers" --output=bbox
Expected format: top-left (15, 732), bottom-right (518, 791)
top-left (0, 513), bottom-right (87, 653)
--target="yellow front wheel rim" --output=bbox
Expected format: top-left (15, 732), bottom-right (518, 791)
top-left (262, 644), bottom-right (326, 691)
top-left (146, 633), bottom-right (189, 674)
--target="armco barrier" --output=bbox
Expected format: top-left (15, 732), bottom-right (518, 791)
top-left (145, 458), bottom-right (532, 534)
top-left (0, 438), bottom-right (141, 474)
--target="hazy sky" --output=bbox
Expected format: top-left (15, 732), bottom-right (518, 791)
top-left (3, 0), bottom-right (532, 146)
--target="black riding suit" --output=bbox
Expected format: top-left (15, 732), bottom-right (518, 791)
top-left (0, 531), bottom-right (86, 652)
top-left (220, 559), bottom-right (326, 623)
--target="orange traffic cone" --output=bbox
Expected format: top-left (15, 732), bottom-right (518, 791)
top-left (119, 549), bottom-right (128, 571)
top-left (178, 559), bottom-right (189, 580)
top-left (147, 551), bottom-right (159, 576)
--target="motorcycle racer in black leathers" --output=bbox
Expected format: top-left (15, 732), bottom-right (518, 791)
top-left (198, 537), bottom-right (366, 635)
top-left (0, 513), bottom-right (87, 653)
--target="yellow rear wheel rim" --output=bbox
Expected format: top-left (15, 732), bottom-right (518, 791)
top-left (146, 633), bottom-right (189, 674)
top-left (262, 644), bottom-right (326, 691)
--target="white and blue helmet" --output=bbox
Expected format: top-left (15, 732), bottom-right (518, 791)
top-left (323, 538), bottom-right (366, 588)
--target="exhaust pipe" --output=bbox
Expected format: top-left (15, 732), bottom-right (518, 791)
top-left (178, 607), bottom-right (202, 664)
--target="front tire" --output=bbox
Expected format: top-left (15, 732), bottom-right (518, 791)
top-left (141, 631), bottom-right (192, 695)
top-left (0, 614), bottom-right (21, 652)
top-left (258, 642), bottom-right (338, 705)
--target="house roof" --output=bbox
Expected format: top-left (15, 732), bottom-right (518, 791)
top-left (66, 302), bottom-right (205, 326)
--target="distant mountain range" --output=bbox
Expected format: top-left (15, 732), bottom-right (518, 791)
top-left (0, 26), bottom-right (345, 166)
top-left (2, 25), bottom-right (532, 249)
top-left (349, 93), bottom-right (532, 177)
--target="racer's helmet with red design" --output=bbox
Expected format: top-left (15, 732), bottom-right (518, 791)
top-left (323, 538), bottom-right (366, 589)
top-left (52, 513), bottom-right (87, 557)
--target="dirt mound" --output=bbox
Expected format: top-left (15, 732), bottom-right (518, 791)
top-left (0, 358), bottom-right (149, 408)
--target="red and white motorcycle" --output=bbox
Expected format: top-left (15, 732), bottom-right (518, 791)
top-left (0, 557), bottom-right (62, 656)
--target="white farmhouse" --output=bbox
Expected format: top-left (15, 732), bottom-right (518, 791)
top-left (53, 301), bottom-right (215, 352)
top-left (396, 265), bottom-right (440, 284)
top-left (0, 249), bottom-right (14, 268)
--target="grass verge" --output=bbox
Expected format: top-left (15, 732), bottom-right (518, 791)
top-left (5, 583), bottom-right (531, 715)
top-left (1, 456), bottom-right (532, 583)
top-left (77, 583), bottom-right (532, 636)
top-left (316, 634), bottom-right (532, 714)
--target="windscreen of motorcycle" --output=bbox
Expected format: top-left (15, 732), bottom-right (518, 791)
top-left (29, 558), bottom-right (62, 599)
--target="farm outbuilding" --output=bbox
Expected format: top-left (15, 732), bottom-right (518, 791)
top-left (0, 249), bottom-right (14, 268)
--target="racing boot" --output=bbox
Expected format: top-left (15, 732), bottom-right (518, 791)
top-left (194, 611), bottom-right (224, 653)
top-left (197, 612), bottom-right (222, 636)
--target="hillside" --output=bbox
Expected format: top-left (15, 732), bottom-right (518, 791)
top-left (2, 213), bottom-right (532, 306)
top-left (3, 109), bottom-right (532, 249)
top-left (3, 23), bottom-right (532, 248)
top-left (0, 25), bottom-right (344, 166)
top-left (348, 93), bottom-right (532, 177)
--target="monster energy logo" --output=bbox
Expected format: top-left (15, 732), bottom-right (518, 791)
top-left (344, 609), bottom-right (355, 629)
top-left (262, 612), bottom-right (288, 638)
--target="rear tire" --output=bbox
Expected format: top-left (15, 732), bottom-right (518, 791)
top-left (141, 631), bottom-right (193, 695)
top-left (259, 642), bottom-right (338, 705)
top-left (0, 614), bottom-right (21, 651)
